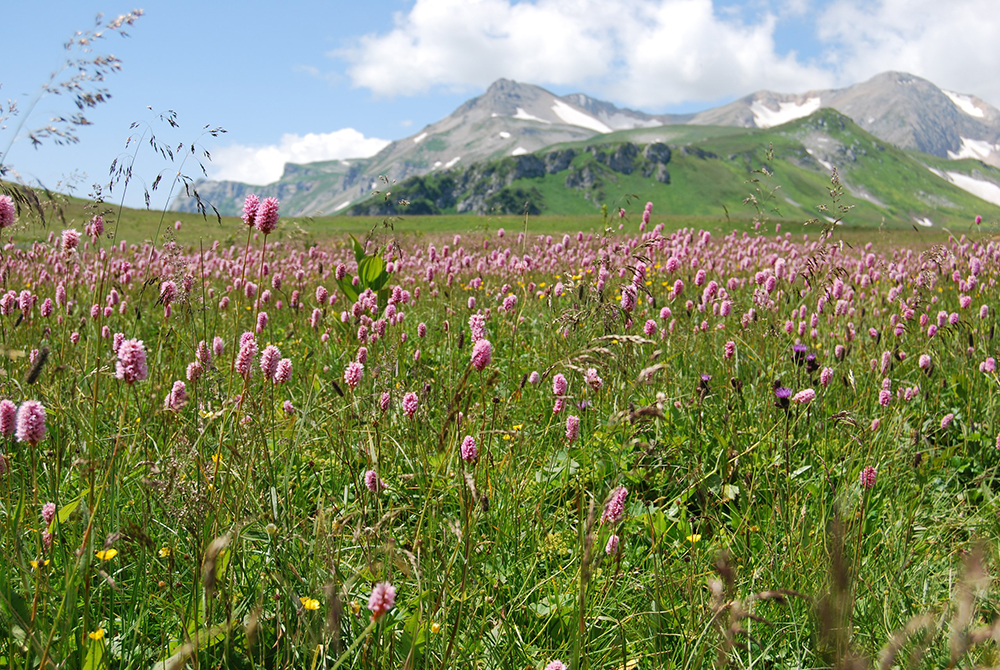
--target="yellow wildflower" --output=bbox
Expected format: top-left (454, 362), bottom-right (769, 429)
top-left (300, 596), bottom-right (320, 611)
top-left (158, 547), bottom-right (171, 558)
top-left (88, 628), bottom-right (105, 640)
top-left (686, 534), bottom-right (701, 544)
top-left (96, 548), bottom-right (118, 561)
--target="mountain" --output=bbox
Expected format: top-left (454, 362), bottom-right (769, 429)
top-left (691, 72), bottom-right (1000, 165)
top-left (341, 108), bottom-right (1000, 229)
top-left (172, 72), bottom-right (1000, 217)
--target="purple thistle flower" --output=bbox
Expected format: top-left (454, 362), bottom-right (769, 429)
top-left (255, 197), bottom-right (280, 234)
top-left (792, 343), bottom-right (808, 365)
top-left (116, 339), bottom-right (148, 384)
top-left (461, 435), bottom-right (478, 463)
top-left (0, 399), bottom-right (16, 436)
top-left (601, 486), bottom-right (628, 525)
top-left (471, 339), bottom-right (492, 371)
top-left (15, 400), bottom-right (46, 446)
top-left (774, 386), bottom-right (792, 410)
top-left (242, 194), bottom-right (260, 228)
top-left (367, 581), bottom-right (396, 621)
top-left (860, 465), bottom-right (877, 490)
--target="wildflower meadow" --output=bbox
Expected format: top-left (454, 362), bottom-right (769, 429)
top-left (1, 185), bottom-right (1000, 669)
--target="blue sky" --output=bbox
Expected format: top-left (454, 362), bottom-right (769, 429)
top-left (3, 0), bottom-right (998, 209)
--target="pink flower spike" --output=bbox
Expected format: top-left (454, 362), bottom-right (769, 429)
top-left (601, 486), bottom-right (628, 525)
top-left (15, 400), bottom-right (46, 446)
top-left (461, 435), bottom-right (478, 463)
top-left (255, 197), bottom-right (280, 235)
top-left (242, 194), bottom-right (259, 228)
top-left (115, 339), bottom-right (148, 384)
top-left (792, 389), bottom-right (815, 405)
top-left (367, 581), bottom-right (396, 621)
top-left (471, 339), bottom-right (492, 371)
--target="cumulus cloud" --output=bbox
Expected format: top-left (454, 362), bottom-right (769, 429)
top-left (817, 0), bottom-right (1000, 107)
top-left (209, 129), bottom-right (390, 185)
top-left (339, 0), bottom-right (833, 108)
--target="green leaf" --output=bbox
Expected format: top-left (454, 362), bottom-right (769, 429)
top-left (351, 236), bottom-right (366, 264)
top-left (83, 636), bottom-right (107, 670)
top-left (51, 489), bottom-right (88, 532)
top-left (358, 255), bottom-right (385, 289)
top-left (337, 276), bottom-right (359, 304)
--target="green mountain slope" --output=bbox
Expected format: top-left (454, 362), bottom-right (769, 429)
top-left (345, 109), bottom-right (1000, 229)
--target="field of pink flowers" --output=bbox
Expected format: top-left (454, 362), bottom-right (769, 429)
top-left (1, 192), bottom-right (999, 669)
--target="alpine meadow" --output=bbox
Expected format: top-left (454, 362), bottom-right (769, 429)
top-left (4, 5), bottom-right (1000, 670)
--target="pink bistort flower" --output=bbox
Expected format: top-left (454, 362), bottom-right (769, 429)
top-left (566, 415), bottom-right (580, 442)
top-left (116, 338), bottom-right (148, 384)
top-left (461, 435), bottom-right (478, 463)
top-left (367, 581), bottom-right (396, 621)
top-left (601, 486), bottom-right (628, 525)
top-left (402, 392), bottom-right (419, 418)
top-left (259, 345), bottom-right (281, 381)
top-left (0, 195), bottom-right (15, 228)
top-left (344, 361), bottom-right (364, 390)
top-left (15, 400), bottom-right (46, 445)
top-left (0, 399), bottom-right (16, 436)
top-left (241, 194), bottom-right (259, 228)
top-left (471, 339), bottom-right (492, 371)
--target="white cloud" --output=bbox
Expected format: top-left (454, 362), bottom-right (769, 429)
top-left (209, 129), bottom-right (390, 185)
top-left (817, 0), bottom-right (1000, 107)
top-left (339, 0), bottom-right (832, 108)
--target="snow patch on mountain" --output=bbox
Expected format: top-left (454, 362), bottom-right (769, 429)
top-left (550, 99), bottom-right (612, 133)
top-left (445, 156), bottom-right (461, 169)
top-left (513, 108), bottom-right (549, 124)
top-left (511, 147), bottom-right (528, 156)
top-left (944, 91), bottom-right (985, 118)
top-left (947, 137), bottom-right (1000, 161)
top-left (945, 172), bottom-right (1000, 206)
top-left (751, 97), bottom-right (821, 129)
top-left (413, 132), bottom-right (428, 144)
